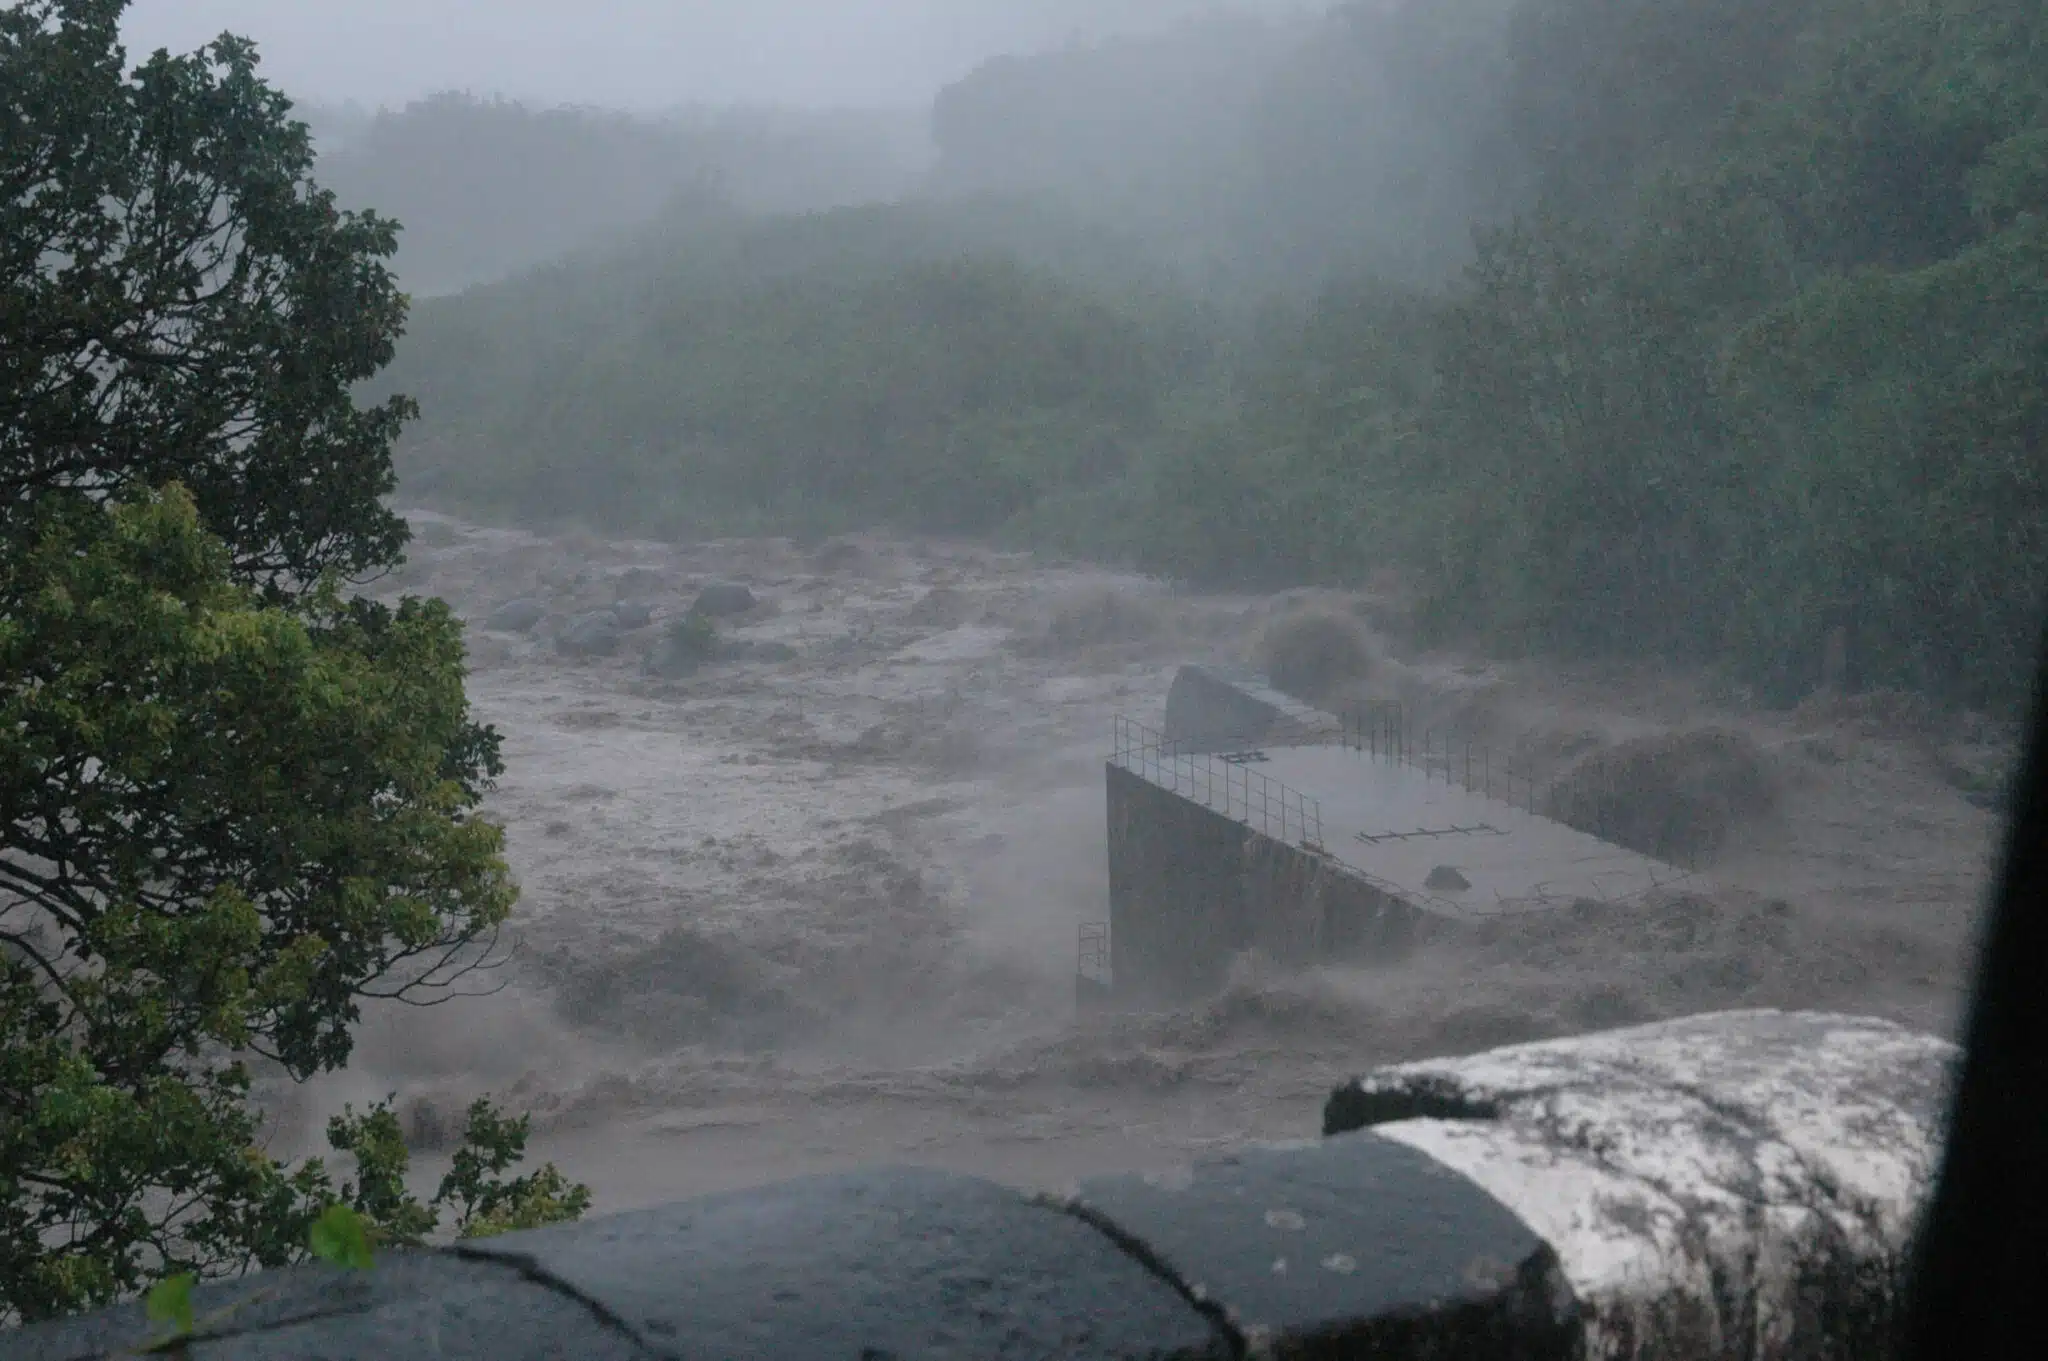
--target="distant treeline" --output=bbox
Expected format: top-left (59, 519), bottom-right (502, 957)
top-left (384, 0), bottom-right (2047, 713)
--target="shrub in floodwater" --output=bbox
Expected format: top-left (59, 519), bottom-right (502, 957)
top-left (1017, 587), bottom-right (1160, 654)
top-left (646, 613), bottom-right (721, 678)
top-left (1261, 609), bottom-right (1375, 702)
top-left (1543, 729), bottom-right (1778, 863)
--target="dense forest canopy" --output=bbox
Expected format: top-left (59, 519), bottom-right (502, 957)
top-left (382, 0), bottom-right (2046, 713)
top-left (387, 194), bottom-right (1209, 535)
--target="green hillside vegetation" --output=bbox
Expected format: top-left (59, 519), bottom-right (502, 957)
top-left (391, 0), bottom-right (2047, 712)
top-left (389, 195), bottom-right (1215, 536)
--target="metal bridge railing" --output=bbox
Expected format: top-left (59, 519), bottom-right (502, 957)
top-left (1110, 715), bottom-right (1325, 850)
top-left (1077, 922), bottom-right (1110, 985)
top-left (1338, 701), bottom-right (1704, 872)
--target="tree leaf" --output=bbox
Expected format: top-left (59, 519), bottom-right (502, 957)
top-left (308, 1204), bottom-right (375, 1271)
top-left (144, 1274), bottom-right (195, 1337)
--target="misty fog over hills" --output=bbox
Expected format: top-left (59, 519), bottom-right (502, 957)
top-left (288, 0), bottom-right (1831, 303)
top-left (305, 96), bottom-right (935, 296)
top-left (362, 0), bottom-right (2044, 715)
top-left (287, 4), bottom-right (1430, 298)
top-left (287, 2), bottom-right (1533, 299)
top-left (123, 0), bottom-right (1329, 110)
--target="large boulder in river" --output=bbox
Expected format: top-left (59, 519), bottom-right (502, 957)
top-left (690, 581), bottom-right (757, 618)
top-left (556, 610), bottom-right (623, 657)
top-left (809, 538), bottom-right (870, 573)
top-left (613, 599), bottom-right (656, 631)
top-left (484, 598), bottom-right (548, 634)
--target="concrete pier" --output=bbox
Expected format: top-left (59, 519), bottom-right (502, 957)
top-left (1102, 667), bottom-right (1693, 1003)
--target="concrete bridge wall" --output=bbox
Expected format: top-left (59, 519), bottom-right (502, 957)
top-left (1105, 763), bottom-right (1422, 1004)
top-left (1107, 665), bottom-right (1688, 1003)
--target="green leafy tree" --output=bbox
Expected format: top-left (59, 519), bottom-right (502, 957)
top-left (1, 0), bottom-right (413, 597)
top-left (320, 1096), bottom-right (591, 1247)
top-left (132, 1102), bottom-right (589, 1353)
top-left (2, 1), bottom-right (585, 1324)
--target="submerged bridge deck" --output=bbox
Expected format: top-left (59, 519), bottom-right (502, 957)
top-left (1242, 743), bottom-right (1687, 916)
top-left (1111, 701), bottom-right (1691, 921)
top-left (1094, 668), bottom-right (1698, 1005)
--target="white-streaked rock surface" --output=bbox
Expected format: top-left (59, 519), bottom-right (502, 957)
top-left (1329, 1009), bottom-right (1955, 1360)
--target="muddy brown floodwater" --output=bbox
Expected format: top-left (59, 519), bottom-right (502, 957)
top-left (266, 511), bottom-right (2009, 1213)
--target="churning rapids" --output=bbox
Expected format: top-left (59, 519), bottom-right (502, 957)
top-left (259, 510), bottom-right (2005, 1210)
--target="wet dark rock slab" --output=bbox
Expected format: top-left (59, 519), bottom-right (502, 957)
top-left (459, 1165), bottom-right (1227, 1361)
top-left (0, 1251), bottom-right (647, 1361)
top-left (1071, 1131), bottom-right (1579, 1359)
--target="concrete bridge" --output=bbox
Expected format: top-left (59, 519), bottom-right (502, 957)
top-left (1095, 665), bottom-right (1692, 1006)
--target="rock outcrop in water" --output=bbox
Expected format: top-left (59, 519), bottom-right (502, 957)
top-left (483, 597), bottom-right (548, 633)
top-left (556, 610), bottom-right (623, 658)
top-left (689, 581), bottom-right (757, 618)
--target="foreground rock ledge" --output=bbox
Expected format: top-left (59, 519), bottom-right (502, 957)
top-left (2, 1010), bottom-right (1953, 1361)
top-left (1324, 1009), bottom-right (1956, 1361)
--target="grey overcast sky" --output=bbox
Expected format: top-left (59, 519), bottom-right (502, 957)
top-left (119, 1), bottom-right (1319, 112)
